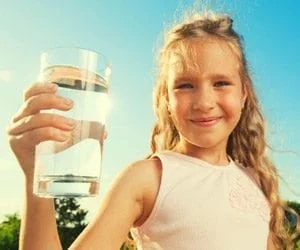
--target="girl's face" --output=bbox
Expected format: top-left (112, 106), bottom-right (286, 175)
top-left (167, 38), bottom-right (246, 155)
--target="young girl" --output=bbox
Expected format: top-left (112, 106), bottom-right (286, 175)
top-left (7, 11), bottom-right (299, 250)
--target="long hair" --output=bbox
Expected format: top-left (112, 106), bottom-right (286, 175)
top-left (149, 11), bottom-right (300, 249)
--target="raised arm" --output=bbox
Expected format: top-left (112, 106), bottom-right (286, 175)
top-left (7, 82), bottom-right (161, 249)
top-left (7, 82), bottom-right (74, 250)
top-left (20, 180), bottom-right (61, 250)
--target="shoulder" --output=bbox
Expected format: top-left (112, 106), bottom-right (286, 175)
top-left (127, 157), bottom-right (162, 204)
top-left (68, 158), bottom-right (162, 248)
top-left (121, 157), bottom-right (162, 227)
top-left (131, 157), bottom-right (162, 174)
top-left (120, 157), bottom-right (162, 187)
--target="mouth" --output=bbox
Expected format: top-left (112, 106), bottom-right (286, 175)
top-left (189, 117), bottom-right (222, 127)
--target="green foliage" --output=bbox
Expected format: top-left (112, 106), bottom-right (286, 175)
top-left (54, 198), bottom-right (137, 250)
top-left (54, 198), bottom-right (88, 250)
top-left (0, 200), bottom-right (136, 250)
top-left (120, 231), bottom-right (137, 250)
top-left (4, 199), bottom-right (300, 250)
top-left (287, 201), bottom-right (300, 215)
top-left (286, 200), bottom-right (300, 249)
top-left (120, 240), bottom-right (137, 250)
top-left (0, 213), bottom-right (20, 250)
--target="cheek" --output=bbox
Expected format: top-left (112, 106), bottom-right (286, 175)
top-left (169, 93), bottom-right (191, 117)
top-left (221, 95), bottom-right (243, 119)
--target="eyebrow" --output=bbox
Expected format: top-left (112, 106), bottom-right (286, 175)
top-left (174, 73), bottom-right (235, 82)
top-left (210, 73), bottom-right (235, 81)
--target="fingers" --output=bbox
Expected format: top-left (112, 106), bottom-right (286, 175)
top-left (8, 127), bottom-right (72, 153)
top-left (7, 113), bottom-right (76, 136)
top-left (7, 81), bottom-right (75, 148)
top-left (23, 82), bottom-right (58, 101)
top-left (12, 87), bottom-right (73, 123)
top-left (7, 81), bottom-right (76, 177)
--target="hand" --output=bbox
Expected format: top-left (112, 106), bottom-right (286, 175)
top-left (6, 82), bottom-right (75, 181)
top-left (51, 120), bottom-right (107, 154)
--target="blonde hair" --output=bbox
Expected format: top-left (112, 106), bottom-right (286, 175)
top-left (149, 11), bottom-right (300, 249)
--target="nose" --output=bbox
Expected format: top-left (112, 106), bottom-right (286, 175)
top-left (192, 85), bottom-right (215, 112)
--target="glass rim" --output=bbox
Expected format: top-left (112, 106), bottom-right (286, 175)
top-left (41, 47), bottom-right (110, 64)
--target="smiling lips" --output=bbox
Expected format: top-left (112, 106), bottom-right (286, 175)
top-left (190, 117), bottom-right (222, 127)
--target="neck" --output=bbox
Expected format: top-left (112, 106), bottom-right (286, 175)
top-left (174, 140), bottom-right (229, 166)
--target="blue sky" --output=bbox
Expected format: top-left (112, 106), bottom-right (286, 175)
top-left (0, 0), bottom-right (299, 221)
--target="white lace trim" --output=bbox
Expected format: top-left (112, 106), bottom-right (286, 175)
top-left (229, 171), bottom-right (270, 222)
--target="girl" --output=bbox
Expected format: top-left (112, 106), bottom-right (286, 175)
top-left (7, 11), bottom-right (299, 250)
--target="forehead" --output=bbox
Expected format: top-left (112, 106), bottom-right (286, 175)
top-left (167, 38), bottom-right (241, 79)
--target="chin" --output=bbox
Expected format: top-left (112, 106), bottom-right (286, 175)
top-left (187, 139), bottom-right (219, 149)
top-left (185, 135), bottom-right (228, 150)
top-left (195, 142), bottom-right (219, 149)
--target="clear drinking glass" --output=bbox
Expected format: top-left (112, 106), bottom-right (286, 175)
top-left (33, 47), bottom-right (111, 198)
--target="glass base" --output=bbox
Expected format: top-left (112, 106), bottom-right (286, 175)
top-left (34, 175), bottom-right (100, 198)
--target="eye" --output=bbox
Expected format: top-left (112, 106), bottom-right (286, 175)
top-left (214, 81), bottom-right (231, 87)
top-left (176, 83), bottom-right (194, 89)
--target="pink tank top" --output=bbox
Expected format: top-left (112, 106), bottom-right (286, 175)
top-left (131, 151), bottom-right (271, 250)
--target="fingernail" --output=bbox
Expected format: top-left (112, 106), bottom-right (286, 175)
top-left (66, 118), bottom-right (76, 126)
top-left (59, 131), bottom-right (70, 140)
top-left (48, 82), bottom-right (58, 89)
top-left (64, 98), bottom-right (73, 106)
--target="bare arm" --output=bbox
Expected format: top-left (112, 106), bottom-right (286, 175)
top-left (20, 179), bottom-right (62, 250)
top-left (7, 82), bottom-right (74, 250)
top-left (69, 159), bottom-right (161, 250)
top-left (7, 82), bottom-right (159, 250)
